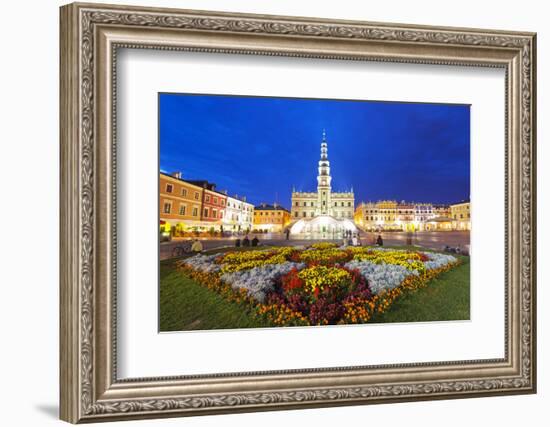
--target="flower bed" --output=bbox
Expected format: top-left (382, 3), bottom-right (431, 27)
top-left (176, 245), bottom-right (459, 327)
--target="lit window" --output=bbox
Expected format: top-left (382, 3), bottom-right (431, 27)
top-left (194, 192), bottom-right (199, 200)
top-left (181, 188), bottom-right (187, 197)
top-left (179, 205), bottom-right (186, 216)
top-left (165, 184), bottom-right (173, 193)
top-left (205, 195), bottom-right (210, 203)
top-left (213, 197), bottom-right (218, 205)
top-left (212, 209), bottom-right (217, 219)
top-left (204, 208), bottom-right (209, 218)
top-left (192, 207), bottom-right (198, 217)
top-left (163, 202), bottom-right (171, 214)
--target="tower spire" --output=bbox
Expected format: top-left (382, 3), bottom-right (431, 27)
top-left (317, 129), bottom-right (332, 215)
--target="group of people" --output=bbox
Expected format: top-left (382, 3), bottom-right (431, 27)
top-left (235, 234), bottom-right (260, 247)
top-left (342, 230), bottom-right (361, 247)
top-left (186, 232), bottom-right (383, 255)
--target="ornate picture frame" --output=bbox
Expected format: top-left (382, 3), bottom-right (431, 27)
top-left (60, 2), bottom-right (536, 423)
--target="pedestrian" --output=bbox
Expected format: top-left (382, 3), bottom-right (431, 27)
top-left (191, 239), bottom-right (203, 252)
top-left (235, 238), bottom-right (241, 247)
top-left (252, 236), bottom-right (259, 247)
top-left (242, 235), bottom-right (250, 247)
top-left (285, 228), bottom-right (290, 240)
top-left (352, 233), bottom-right (359, 246)
top-left (376, 234), bottom-right (383, 246)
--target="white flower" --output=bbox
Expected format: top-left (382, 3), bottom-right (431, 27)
top-left (421, 252), bottom-right (457, 270)
top-left (221, 262), bottom-right (305, 302)
top-left (345, 260), bottom-right (416, 295)
top-left (182, 254), bottom-right (222, 273)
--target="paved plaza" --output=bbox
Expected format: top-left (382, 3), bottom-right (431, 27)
top-left (160, 230), bottom-right (470, 260)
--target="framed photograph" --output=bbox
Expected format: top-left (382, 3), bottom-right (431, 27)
top-left (60, 2), bottom-right (537, 423)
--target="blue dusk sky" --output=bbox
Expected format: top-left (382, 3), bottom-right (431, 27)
top-left (159, 93), bottom-right (470, 209)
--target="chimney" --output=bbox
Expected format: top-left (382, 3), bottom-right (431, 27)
top-left (171, 171), bottom-right (182, 179)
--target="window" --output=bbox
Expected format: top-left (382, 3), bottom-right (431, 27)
top-left (311, 212), bottom-right (314, 217)
top-left (213, 197), bottom-right (218, 205)
top-left (322, 201), bottom-right (326, 206)
top-left (302, 212), bottom-right (306, 217)
top-left (194, 192), bottom-right (199, 200)
top-left (165, 184), bottom-right (173, 193)
top-left (311, 202), bottom-right (314, 207)
top-left (179, 205), bottom-right (186, 216)
top-left (163, 202), bottom-right (171, 214)
top-left (341, 202), bottom-right (344, 207)
top-left (212, 209), bottom-right (217, 219)
top-left (334, 202), bottom-right (337, 207)
top-left (278, 212), bottom-right (281, 215)
top-left (205, 195), bottom-right (210, 203)
top-left (295, 202), bottom-right (298, 206)
top-left (204, 208), bottom-right (209, 218)
top-left (294, 212), bottom-right (298, 217)
top-left (181, 188), bottom-right (187, 197)
top-left (348, 202), bottom-right (352, 207)
top-left (192, 207), bottom-right (198, 217)
top-left (221, 199), bottom-right (225, 206)
top-left (303, 202), bottom-right (307, 206)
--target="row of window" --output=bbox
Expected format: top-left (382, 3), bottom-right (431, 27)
top-left (294, 211), bottom-right (353, 218)
top-left (165, 183), bottom-right (242, 209)
top-left (295, 201), bottom-right (352, 207)
top-left (163, 200), bottom-right (258, 222)
top-left (227, 203), bottom-right (252, 211)
top-left (165, 183), bottom-right (201, 201)
top-left (254, 211), bottom-right (284, 216)
top-left (163, 202), bottom-right (199, 217)
top-left (453, 213), bottom-right (471, 219)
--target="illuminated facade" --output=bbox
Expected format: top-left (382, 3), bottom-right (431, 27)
top-left (224, 195), bottom-right (254, 232)
top-left (450, 200), bottom-right (471, 230)
top-left (160, 173), bottom-right (255, 234)
top-left (253, 203), bottom-right (291, 232)
top-left (290, 131), bottom-right (355, 220)
top-left (289, 132), bottom-right (356, 238)
top-left (355, 200), bottom-right (467, 232)
top-left (159, 172), bottom-right (204, 231)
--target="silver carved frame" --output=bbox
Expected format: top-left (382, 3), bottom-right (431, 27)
top-left (59, 2), bottom-right (537, 423)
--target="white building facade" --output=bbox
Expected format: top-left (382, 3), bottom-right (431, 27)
top-left (289, 132), bottom-right (356, 238)
top-left (223, 195), bottom-right (254, 232)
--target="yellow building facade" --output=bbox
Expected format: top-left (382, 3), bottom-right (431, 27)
top-left (253, 203), bottom-right (291, 232)
top-left (450, 201), bottom-right (471, 230)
